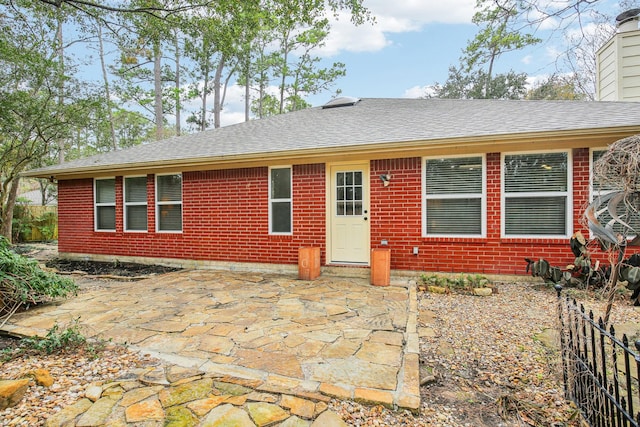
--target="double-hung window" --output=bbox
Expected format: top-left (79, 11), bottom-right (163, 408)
top-left (124, 176), bottom-right (148, 232)
top-left (423, 156), bottom-right (485, 236)
top-left (269, 167), bottom-right (292, 234)
top-left (503, 151), bottom-right (570, 237)
top-left (156, 174), bottom-right (182, 232)
top-left (95, 178), bottom-right (116, 231)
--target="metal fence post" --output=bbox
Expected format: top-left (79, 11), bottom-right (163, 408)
top-left (556, 291), bottom-right (640, 427)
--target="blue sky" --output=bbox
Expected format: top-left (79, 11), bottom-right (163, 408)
top-left (216, 0), bottom-right (626, 126)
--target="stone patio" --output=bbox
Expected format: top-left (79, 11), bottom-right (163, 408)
top-left (2, 270), bottom-right (420, 410)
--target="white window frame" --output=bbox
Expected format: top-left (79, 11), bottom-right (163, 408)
top-left (123, 175), bottom-right (148, 232)
top-left (422, 154), bottom-right (486, 237)
top-left (155, 173), bottom-right (183, 233)
top-left (94, 177), bottom-right (116, 232)
top-left (501, 149), bottom-right (572, 238)
top-left (269, 166), bottom-right (293, 235)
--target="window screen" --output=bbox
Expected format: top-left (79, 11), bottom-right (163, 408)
top-left (424, 157), bottom-right (483, 235)
top-left (270, 168), bottom-right (292, 234)
top-left (503, 152), bottom-right (569, 236)
top-left (95, 179), bottom-right (116, 231)
top-left (124, 176), bottom-right (147, 231)
top-left (156, 174), bottom-right (182, 232)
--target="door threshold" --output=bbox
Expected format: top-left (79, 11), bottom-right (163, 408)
top-left (326, 262), bottom-right (370, 268)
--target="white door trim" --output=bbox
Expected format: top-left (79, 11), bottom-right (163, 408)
top-left (326, 162), bottom-right (370, 265)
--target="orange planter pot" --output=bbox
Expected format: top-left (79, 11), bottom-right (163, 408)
top-left (371, 248), bottom-right (391, 287)
top-left (298, 247), bottom-right (321, 280)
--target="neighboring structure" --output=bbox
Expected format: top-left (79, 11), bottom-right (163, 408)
top-left (23, 98), bottom-right (640, 276)
top-left (597, 9), bottom-right (640, 102)
top-left (17, 189), bottom-right (57, 206)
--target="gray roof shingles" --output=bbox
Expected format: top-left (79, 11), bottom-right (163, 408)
top-left (25, 98), bottom-right (640, 176)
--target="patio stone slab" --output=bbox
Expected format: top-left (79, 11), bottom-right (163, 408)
top-left (2, 270), bottom-right (421, 415)
top-left (303, 358), bottom-right (399, 390)
top-left (234, 349), bottom-right (304, 378)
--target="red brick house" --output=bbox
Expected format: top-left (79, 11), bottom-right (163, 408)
top-left (23, 97), bottom-right (640, 276)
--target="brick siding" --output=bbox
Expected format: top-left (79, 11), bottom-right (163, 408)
top-left (57, 149), bottom-right (627, 276)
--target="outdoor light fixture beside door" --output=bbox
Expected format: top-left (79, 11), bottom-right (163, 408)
top-left (380, 173), bottom-right (391, 186)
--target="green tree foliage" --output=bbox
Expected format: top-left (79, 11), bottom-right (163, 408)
top-left (434, 0), bottom-right (539, 100)
top-left (0, 3), bottom-right (74, 240)
top-left (0, 0), bottom-right (370, 241)
top-left (526, 74), bottom-right (586, 100)
top-left (182, 0), bottom-right (250, 130)
top-left (434, 66), bottom-right (528, 99)
top-left (111, 0), bottom-right (181, 140)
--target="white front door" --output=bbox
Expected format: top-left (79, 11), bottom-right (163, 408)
top-left (328, 163), bottom-right (370, 264)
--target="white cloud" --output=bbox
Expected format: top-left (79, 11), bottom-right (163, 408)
top-left (366, 0), bottom-right (476, 25)
top-left (521, 54), bottom-right (533, 65)
top-left (402, 85), bottom-right (433, 98)
top-left (319, 0), bottom-right (476, 56)
top-left (526, 73), bottom-right (550, 90)
top-left (186, 1), bottom-right (480, 125)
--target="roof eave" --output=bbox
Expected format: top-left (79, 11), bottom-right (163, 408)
top-left (22, 126), bottom-right (640, 180)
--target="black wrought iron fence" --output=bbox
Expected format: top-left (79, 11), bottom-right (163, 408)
top-left (556, 286), bottom-right (640, 427)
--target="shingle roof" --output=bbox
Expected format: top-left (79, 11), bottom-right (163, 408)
top-left (24, 98), bottom-right (640, 177)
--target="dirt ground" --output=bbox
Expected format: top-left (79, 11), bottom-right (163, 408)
top-left (44, 258), bottom-right (180, 277)
top-left (13, 242), bottom-right (180, 277)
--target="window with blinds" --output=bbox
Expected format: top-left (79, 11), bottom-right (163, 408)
top-left (423, 156), bottom-right (485, 236)
top-left (269, 167), bottom-right (292, 234)
top-left (156, 174), bottom-right (182, 232)
top-left (124, 176), bottom-right (148, 232)
top-left (95, 178), bottom-right (116, 231)
top-left (503, 151), bottom-right (570, 237)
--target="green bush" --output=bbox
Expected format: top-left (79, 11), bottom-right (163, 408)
top-left (420, 273), bottom-right (491, 293)
top-left (11, 199), bottom-right (33, 243)
top-left (35, 211), bottom-right (57, 242)
top-left (0, 236), bottom-right (77, 319)
top-left (21, 318), bottom-right (86, 354)
top-left (2, 318), bottom-right (110, 360)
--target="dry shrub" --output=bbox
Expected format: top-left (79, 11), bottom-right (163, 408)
top-left (594, 134), bottom-right (640, 192)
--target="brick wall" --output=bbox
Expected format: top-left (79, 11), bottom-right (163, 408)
top-left (369, 150), bottom-right (605, 276)
top-left (58, 164), bottom-right (326, 265)
top-left (58, 151), bottom-right (629, 276)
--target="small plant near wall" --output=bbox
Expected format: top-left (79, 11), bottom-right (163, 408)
top-left (419, 273), bottom-right (492, 295)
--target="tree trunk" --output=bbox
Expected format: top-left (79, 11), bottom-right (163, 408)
top-left (98, 25), bottom-right (118, 150)
top-left (244, 58), bottom-right (250, 122)
top-left (279, 36), bottom-right (289, 114)
top-left (153, 40), bottom-right (164, 140)
top-left (0, 177), bottom-right (20, 242)
top-left (174, 32), bottom-right (181, 136)
top-left (213, 54), bottom-right (226, 129)
top-left (56, 14), bottom-right (66, 163)
top-left (201, 61), bottom-right (209, 132)
top-left (38, 179), bottom-right (47, 206)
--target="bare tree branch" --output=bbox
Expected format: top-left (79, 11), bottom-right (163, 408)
top-left (35, 0), bottom-right (214, 18)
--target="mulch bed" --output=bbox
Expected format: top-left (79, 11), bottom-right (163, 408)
top-left (44, 259), bottom-right (181, 277)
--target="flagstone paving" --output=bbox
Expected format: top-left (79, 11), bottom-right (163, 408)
top-left (3, 270), bottom-right (421, 424)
